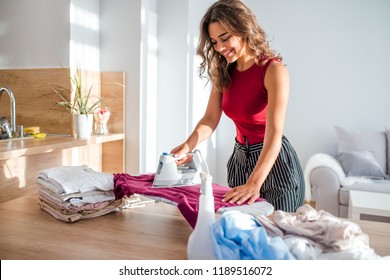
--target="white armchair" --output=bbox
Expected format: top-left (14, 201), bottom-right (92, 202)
top-left (305, 127), bottom-right (390, 221)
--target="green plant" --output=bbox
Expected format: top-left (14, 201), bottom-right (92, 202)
top-left (51, 67), bottom-right (106, 115)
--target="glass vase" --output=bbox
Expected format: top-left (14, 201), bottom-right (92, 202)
top-left (93, 108), bottom-right (111, 135)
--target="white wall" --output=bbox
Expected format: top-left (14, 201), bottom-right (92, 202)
top-left (156, 0), bottom-right (190, 158)
top-left (0, 0), bottom-right (70, 68)
top-left (0, 0), bottom-right (100, 71)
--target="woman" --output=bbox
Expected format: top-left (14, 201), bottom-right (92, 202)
top-left (171, 0), bottom-right (305, 212)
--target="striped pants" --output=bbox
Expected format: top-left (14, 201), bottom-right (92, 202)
top-left (226, 136), bottom-right (305, 212)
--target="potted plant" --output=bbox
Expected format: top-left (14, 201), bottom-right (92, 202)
top-left (51, 67), bottom-right (108, 138)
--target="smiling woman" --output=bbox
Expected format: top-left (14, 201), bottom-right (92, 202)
top-left (170, 0), bottom-right (305, 213)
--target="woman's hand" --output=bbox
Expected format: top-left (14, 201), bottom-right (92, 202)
top-left (222, 182), bottom-right (261, 205)
top-left (170, 143), bottom-right (192, 165)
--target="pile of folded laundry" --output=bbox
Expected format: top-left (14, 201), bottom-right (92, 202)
top-left (36, 165), bottom-right (124, 222)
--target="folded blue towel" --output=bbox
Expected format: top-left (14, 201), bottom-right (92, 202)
top-left (211, 211), bottom-right (295, 260)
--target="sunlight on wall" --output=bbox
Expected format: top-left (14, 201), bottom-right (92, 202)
top-left (190, 33), bottom-right (215, 160)
top-left (144, 23), bottom-right (158, 172)
top-left (140, 4), bottom-right (158, 173)
top-left (69, 1), bottom-right (100, 71)
top-left (70, 3), bottom-right (99, 31)
top-left (69, 40), bottom-right (100, 71)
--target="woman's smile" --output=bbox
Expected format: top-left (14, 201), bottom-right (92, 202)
top-left (222, 48), bottom-right (234, 58)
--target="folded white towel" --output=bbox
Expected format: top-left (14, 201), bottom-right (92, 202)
top-left (37, 165), bottom-right (114, 194)
top-left (37, 180), bottom-right (115, 206)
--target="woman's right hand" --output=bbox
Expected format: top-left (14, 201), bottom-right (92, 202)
top-left (170, 143), bottom-right (192, 165)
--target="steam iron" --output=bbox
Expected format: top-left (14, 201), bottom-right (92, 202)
top-left (152, 149), bottom-right (209, 188)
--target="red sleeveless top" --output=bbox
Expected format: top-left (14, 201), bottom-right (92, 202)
top-left (222, 57), bottom-right (276, 145)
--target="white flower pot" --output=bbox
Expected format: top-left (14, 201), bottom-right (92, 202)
top-left (72, 114), bottom-right (93, 139)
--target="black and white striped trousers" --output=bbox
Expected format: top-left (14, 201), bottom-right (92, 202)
top-left (226, 135), bottom-right (305, 212)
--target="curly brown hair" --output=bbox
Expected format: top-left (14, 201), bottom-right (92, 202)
top-left (197, 0), bottom-right (281, 93)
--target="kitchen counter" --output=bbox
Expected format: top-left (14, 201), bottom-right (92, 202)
top-left (0, 133), bottom-right (125, 203)
top-left (0, 69), bottom-right (126, 203)
top-left (0, 133), bottom-right (125, 161)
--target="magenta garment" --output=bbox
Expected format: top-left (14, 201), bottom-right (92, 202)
top-left (113, 173), bottom-right (265, 228)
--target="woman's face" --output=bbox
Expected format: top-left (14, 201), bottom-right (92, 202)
top-left (209, 22), bottom-right (245, 63)
top-left (208, 21), bottom-right (245, 63)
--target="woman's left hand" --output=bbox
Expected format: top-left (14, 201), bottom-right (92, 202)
top-left (222, 182), bottom-right (260, 205)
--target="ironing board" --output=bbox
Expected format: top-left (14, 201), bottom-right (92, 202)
top-left (113, 173), bottom-right (274, 228)
top-left (146, 194), bottom-right (274, 215)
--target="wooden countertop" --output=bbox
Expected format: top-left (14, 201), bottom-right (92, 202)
top-left (0, 194), bottom-right (389, 260)
top-left (0, 133), bottom-right (125, 161)
top-left (0, 194), bottom-right (192, 260)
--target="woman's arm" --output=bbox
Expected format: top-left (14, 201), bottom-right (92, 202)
top-left (222, 61), bottom-right (290, 204)
top-left (171, 87), bottom-right (223, 161)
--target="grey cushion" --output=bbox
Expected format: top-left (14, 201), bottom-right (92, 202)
top-left (336, 151), bottom-right (386, 178)
top-left (335, 126), bottom-right (387, 173)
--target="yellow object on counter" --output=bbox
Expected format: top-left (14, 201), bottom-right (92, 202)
top-left (24, 126), bottom-right (40, 134)
top-left (34, 133), bottom-right (46, 138)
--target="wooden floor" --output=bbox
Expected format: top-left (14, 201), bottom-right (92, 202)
top-left (1, 194), bottom-right (390, 260)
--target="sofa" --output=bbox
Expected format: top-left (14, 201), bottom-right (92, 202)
top-left (305, 126), bottom-right (390, 221)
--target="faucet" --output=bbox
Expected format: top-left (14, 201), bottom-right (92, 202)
top-left (0, 87), bottom-right (16, 138)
